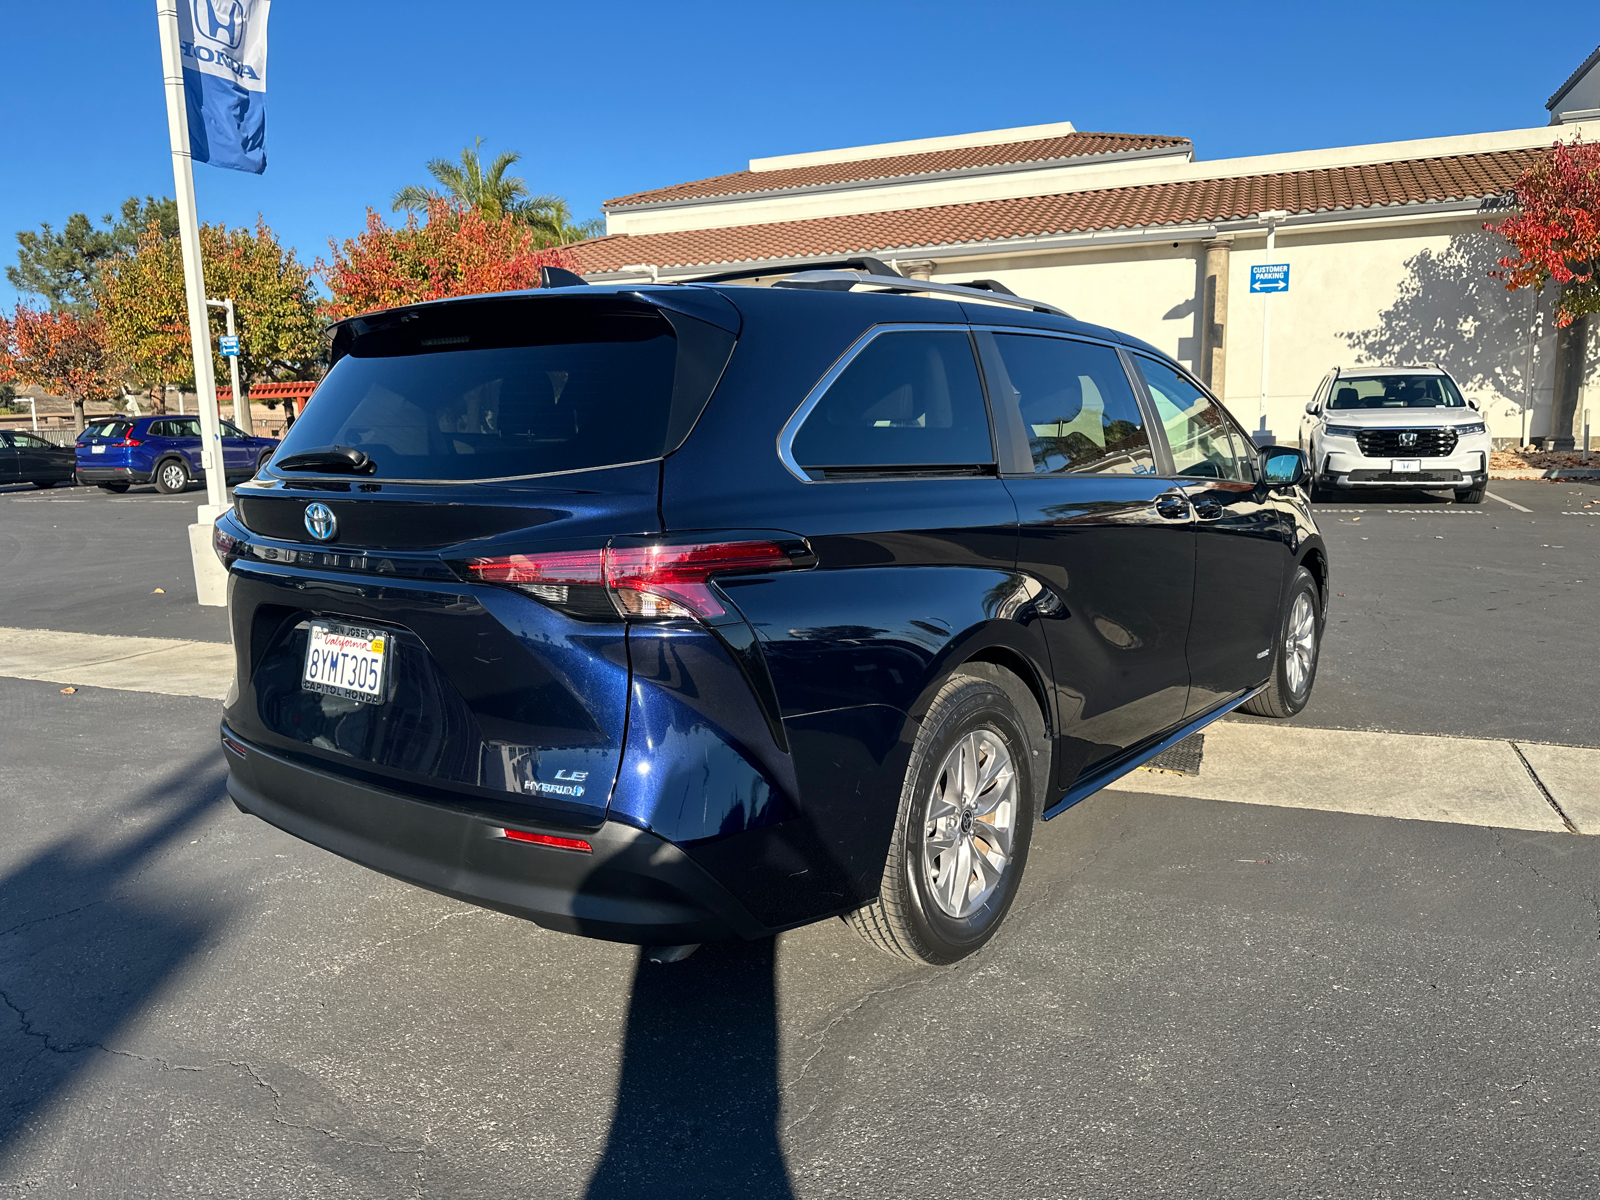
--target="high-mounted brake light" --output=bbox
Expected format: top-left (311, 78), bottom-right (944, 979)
top-left (501, 828), bottom-right (593, 853)
top-left (465, 539), bottom-right (804, 622)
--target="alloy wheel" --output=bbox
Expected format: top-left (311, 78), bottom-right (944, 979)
top-left (920, 729), bottom-right (1017, 919)
top-left (1284, 591), bottom-right (1317, 696)
top-left (162, 462), bottom-right (187, 491)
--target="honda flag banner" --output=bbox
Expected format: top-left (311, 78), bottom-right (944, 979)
top-left (177, 0), bottom-right (271, 174)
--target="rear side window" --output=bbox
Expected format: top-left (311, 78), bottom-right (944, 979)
top-left (790, 330), bottom-right (992, 473)
top-left (983, 333), bottom-right (1154, 475)
top-left (280, 297), bottom-right (735, 482)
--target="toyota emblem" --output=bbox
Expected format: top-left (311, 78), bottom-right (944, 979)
top-left (304, 502), bottom-right (337, 541)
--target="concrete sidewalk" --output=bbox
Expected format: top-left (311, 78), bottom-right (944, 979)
top-left (0, 624), bottom-right (1594, 835)
top-left (1111, 719), bottom-right (1599, 834)
top-left (0, 625), bottom-right (232, 700)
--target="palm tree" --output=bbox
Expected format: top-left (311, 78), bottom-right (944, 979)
top-left (392, 137), bottom-right (530, 219)
top-left (519, 196), bottom-right (606, 248)
top-left (392, 138), bottom-right (605, 245)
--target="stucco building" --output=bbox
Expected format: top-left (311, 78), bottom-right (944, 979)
top-left (569, 48), bottom-right (1600, 448)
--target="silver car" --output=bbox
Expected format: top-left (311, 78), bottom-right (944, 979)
top-left (1300, 365), bottom-right (1492, 503)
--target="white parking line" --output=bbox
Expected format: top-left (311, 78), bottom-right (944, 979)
top-left (1485, 491), bottom-right (1533, 512)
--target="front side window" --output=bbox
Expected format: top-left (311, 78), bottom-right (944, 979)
top-left (222, 422), bottom-right (246, 438)
top-left (1137, 357), bottom-right (1251, 482)
top-left (13, 432), bottom-right (49, 449)
top-left (985, 333), bottom-right (1154, 475)
top-left (790, 329), bottom-right (992, 472)
top-left (1328, 374), bottom-right (1466, 410)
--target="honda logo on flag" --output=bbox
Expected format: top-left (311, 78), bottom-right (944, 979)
top-left (1398, 431), bottom-right (1418, 448)
top-left (194, 0), bottom-right (245, 49)
top-left (176, 0), bottom-right (270, 173)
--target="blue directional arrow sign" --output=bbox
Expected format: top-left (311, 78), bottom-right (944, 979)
top-left (1250, 264), bottom-right (1290, 293)
top-left (219, 335), bottom-right (240, 357)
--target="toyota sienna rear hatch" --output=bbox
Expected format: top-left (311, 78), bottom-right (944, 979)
top-left (220, 288), bottom-right (739, 827)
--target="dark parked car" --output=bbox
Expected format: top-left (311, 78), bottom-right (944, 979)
top-left (215, 264), bottom-right (1329, 965)
top-left (0, 428), bottom-right (76, 488)
top-left (76, 415), bottom-right (279, 493)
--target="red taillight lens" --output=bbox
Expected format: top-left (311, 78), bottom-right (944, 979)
top-left (465, 539), bottom-right (804, 622)
top-left (605, 541), bottom-right (792, 619)
top-left (114, 437), bottom-right (142, 447)
top-left (502, 829), bottom-right (592, 852)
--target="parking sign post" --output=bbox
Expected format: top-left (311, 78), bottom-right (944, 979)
top-left (1250, 211), bottom-right (1290, 444)
top-left (208, 299), bottom-right (251, 436)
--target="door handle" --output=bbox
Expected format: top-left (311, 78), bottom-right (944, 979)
top-left (1153, 491), bottom-right (1191, 520)
top-left (1192, 497), bottom-right (1224, 521)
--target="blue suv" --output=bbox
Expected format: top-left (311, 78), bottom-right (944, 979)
top-left (214, 264), bottom-right (1328, 965)
top-left (77, 415), bottom-right (280, 493)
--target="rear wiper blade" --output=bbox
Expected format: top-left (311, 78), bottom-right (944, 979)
top-left (275, 445), bottom-right (377, 475)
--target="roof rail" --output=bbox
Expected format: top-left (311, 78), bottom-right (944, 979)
top-left (954, 278), bottom-right (1018, 296)
top-left (689, 257), bottom-right (904, 283)
top-left (770, 270), bottom-right (1069, 317)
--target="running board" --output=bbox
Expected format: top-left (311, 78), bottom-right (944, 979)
top-left (1042, 686), bottom-right (1267, 821)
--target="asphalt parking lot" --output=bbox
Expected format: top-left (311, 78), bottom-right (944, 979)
top-left (2, 477), bottom-right (1598, 1197)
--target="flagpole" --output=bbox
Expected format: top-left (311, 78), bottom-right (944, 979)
top-left (157, 0), bottom-right (231, 606)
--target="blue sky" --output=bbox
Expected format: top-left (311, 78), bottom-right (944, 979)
top-left (2, 2), bottom-right (1594, 307)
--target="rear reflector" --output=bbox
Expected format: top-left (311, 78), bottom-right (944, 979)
top-left (221, 733), bottom-right (249, 758)
top-left (501, 829), bottom-right (593, 853)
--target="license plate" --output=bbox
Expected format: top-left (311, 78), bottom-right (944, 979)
top-left (92, 444), bottom-right (106, 454)
top-left (302, 622), bottom-right (388, 704)
top-left (1392, 459), bottom-right (1421, 473)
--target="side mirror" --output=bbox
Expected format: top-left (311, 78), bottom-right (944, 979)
top-left (1304, 401), bottom-right (1319, 415)
top-left (1258, 445), bottom-right (1307, 489)
top-left (1467, 398), bottom-right (1479, 411)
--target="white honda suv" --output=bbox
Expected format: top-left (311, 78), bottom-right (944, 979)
top-left (1301, 365), bottom-right (1492, 503)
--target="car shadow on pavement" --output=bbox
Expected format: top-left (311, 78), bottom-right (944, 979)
top-left (0, 753), bottom-right (230, 1157)
top-left (584, 937), bottom-right (795, 1200)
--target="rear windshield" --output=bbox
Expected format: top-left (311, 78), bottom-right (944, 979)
top-left (278, 297), bottom-right (735, 481)
top-left (1328, 375), bottom-right (1465, 410)
top-left (81, 421), bottom-right (130, 439)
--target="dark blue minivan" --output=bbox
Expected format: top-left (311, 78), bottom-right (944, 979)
top-left (215, 266), bottom-right (1328, 964)
top-left (77, 415), bottom-right (279, 493)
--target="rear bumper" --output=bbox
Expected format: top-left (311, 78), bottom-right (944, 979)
top-left (223, 726), bottom-right (772, 945)
top-left (75, 465), bottom-right (152, 484)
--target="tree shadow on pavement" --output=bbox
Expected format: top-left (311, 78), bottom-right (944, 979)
top-left (584, 937), bottom-right (794, 1200)
top-left (0, 752), bottom-right (230, 1157)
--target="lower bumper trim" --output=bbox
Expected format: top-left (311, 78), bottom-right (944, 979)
top-left (224, 728), bottom-right (771, 944)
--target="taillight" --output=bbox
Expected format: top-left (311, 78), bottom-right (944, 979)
top-left (114, 437), bottom-right (142, 447)
top-left (212, 523), bottom-right (238, 566)
top-left (465, 538), bottom-right (809, 622)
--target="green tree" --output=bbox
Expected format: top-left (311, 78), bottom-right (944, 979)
top-left (100, 216), bottom-right (323, 414)
top-left (8, 196), bottom-right (178, 315)
top-left (392, 138), bottom-right (602, 247)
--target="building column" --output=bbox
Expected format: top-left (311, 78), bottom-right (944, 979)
top-left (1547, 312), bottom-right (1591, 449)
top-left (1198, 237), bottom-right (1232, 395)
top-left (898, 259), bottom-right (936, 281)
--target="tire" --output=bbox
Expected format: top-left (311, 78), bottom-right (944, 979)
top-left (847, 664), bottom-right (1042, 965)
top-left (97, 482), bottom-right (130, 494)
top-left (1454, 483), bottom-right (1487, 504)
top-left (1240, 566), bottom-right (1322, 719)
top-left (256, 449), bottom-right (273, 475)
top-left (153, 457), bottom-right (191, 494)
top-left (31, 480), bottom-right (56, 489)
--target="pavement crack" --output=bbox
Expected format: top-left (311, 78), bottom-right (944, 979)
top-left (0, 898), bottom-right (114, 941)
top-left (1510, 741), bottom-right (1579, 833)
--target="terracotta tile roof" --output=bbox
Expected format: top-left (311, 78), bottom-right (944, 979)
top-left (570, 147), bottom-right (1539, 275)
top-left (1548, 44), bottom-right (1600, 110)
top-left (605, 132), bottom-right (1191, 208)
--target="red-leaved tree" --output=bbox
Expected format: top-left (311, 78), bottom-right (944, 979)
top-left (1488, 139), bottom-right (1600, 327)
top-left (317, 198), bottom-right (577, 321)
top-left (0, 306), bottom-right (121, 430)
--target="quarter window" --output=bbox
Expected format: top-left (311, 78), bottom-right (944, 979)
top-left (1136, 357), bottom-right (1252, 482)
top-left (790, 330), bottom-right (992, 472)
top-left (984, 333), bottom-right (1154, 475)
